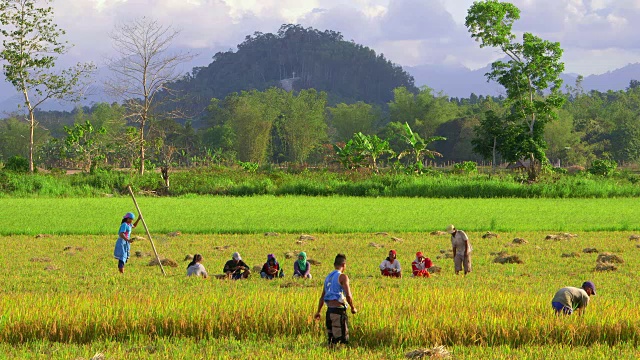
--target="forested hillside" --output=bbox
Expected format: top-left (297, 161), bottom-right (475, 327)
top-left (166, 24), bottom-right (417, 114)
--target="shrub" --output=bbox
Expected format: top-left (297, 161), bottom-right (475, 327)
top-left (5, 156), bottom-right (30, 173)
top-left (453, 161), bottom-right (478, 174)
top-left (588, 160), bottom-right (617, 177)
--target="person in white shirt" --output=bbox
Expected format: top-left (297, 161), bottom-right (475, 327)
top-left (187, 254), bottom-right (208, 278)
top-left (379, 249), bottom-right (402, 278)
top-left (447, 224), bottom-right (472, 275)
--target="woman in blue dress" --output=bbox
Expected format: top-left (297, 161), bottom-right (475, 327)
top-left (114, 212), bottom-right (140, 273)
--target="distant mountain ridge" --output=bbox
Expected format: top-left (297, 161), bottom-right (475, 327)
top-left (408, 63), bottom-right (640, 98)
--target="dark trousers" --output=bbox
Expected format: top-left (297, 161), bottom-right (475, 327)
top-left (326, 306), bottom-right (349, 345)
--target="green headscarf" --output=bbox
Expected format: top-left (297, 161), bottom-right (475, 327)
top-left (297, 252), bottom-right (308, 271)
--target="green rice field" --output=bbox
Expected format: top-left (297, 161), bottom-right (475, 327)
top-left (1, 196), bottom-right (640, 235)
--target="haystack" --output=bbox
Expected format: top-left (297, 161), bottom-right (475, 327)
top-left (296, 240), bottom-right (305, 245)
top-left (482, 232), bottom-right (498, 239)
top-left (63, 246), bottom-right (73, 251)
top-left (167, 231), bottom-right (181, 237)
top-left (430, 231), bottom-right (448, 236)
top-left (427, 266), bottom-right (441, 274)
top-left (264, 232), bottom-right (279, 237)
top-left (299, 234), bottom-right (315, 241)
top-left (490, 251), bottom-right (507, 256)
top-left (629, 234), bottom-right (640, 240)
top-left (44, 265), bottom-right (59, 271)
top-left (252, 265), bottom-right (262, 272)
top-left (280, 282), bottom-right (303, 288)
top-left (494, 254), bottom-right (523, 264)
top-left (308, 259), bottom-right (321, 266)
top-left (213, 245), bottom-right (231, 251)
top-left (184, 254), bottom-right (194, 261)
top-left (284, 251), bottom-right (296, 259)
top-left (596, 252), bottom-right (623, 264)
top-left (147, 258), bottom-right (178, 267)
top-left (405, 345), bottom-right (451, 359)
top-left (35, 234), bottom-right (51, 239)
top-left (595, 262), bottom-right (618, 271)
top-left (369, 242), bottom-right (384, 249)
top-left (135, 251), bottom-right (151, 258)
top-left (375, 232), bottom-right (389, 236)
top-left (583, 248), bottom-right (598, 254)
top-left (561, 252), bottom-right (580, 258)
top-left (512, 238), bottom-right (528, 244)
top-left (30, 257), bottom-right (51, 263)
top-left (391, 237), bottom-right (404, 243)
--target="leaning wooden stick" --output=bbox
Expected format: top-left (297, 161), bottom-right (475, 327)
top-left (127, 185), bottom-right (166, 276)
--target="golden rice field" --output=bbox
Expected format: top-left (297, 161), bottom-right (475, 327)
top-left (1, 230), bottom-right (640, 359)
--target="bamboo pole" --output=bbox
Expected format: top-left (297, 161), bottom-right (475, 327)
top-left (127, 185), bottom-right (166, 276)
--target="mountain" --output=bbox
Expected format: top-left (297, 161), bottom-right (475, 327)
top-left (165, 24), bottom-right (418, 113)
top-left (408, 62), bottom-right (640, 98)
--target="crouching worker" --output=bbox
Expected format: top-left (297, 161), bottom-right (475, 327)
top-left (294, 251), bottom-right (312, 279)
top-left (551, 281), bottom-right (596, 316)
top-left (314, 253), bottom-right (357, 346)
top-left (412, 252), bottom-right (433, 277)
top-left (223, 252), bottom-right (251, 280)
top-left (260, 254), bottom-right (284, 279)
top-left (187, 254), bottom-right (208, 278)
top-left (380, 249), bottom-right (402, 278)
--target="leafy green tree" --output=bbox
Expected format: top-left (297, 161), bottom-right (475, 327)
top-left (62, 120), bottom-right (106, 172)
top-left (280, 89), bottom-right (328, 163)
top-left (0, 0), bottom-right (95, 172)
top-left (466, 0), bottom-right (566, 180)
top-left (227, 90), bottom-right (280, 163)
top-left (389, 86), bottom-right (458, 138)
top-left (328, 102), bottom-right (380, 142)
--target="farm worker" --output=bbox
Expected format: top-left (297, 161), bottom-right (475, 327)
top-left (293, 251), bottom-right (312, 279)
top-left (186, 254), bottom-right (208, 278)
top-left (447, 224), bottom-right (472, 275)
top-left (113, 212), bottom-right (140, 274)
top-left (379, 249), bottom-right (402, 278)
top-left (314, 253), bottom-right (357, 346)
top-left (260, 254), bottom-right (284, 279)
top-left (223, 252), bottom-right (251, 279)
top-left (412, 252), bottom-right (433, 277)
top-left (551, 281), bottom-right (596, 315)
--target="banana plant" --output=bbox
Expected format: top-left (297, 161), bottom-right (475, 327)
top-left (397, 123), bottom-right (446, 172)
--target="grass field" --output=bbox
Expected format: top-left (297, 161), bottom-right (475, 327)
top-left (1, 196), bottom-right (640, 235)
top-left (2, 226), bottom-right (640, 358)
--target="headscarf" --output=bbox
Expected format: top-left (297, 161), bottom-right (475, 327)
top-left (387, 249), bottom-right (397, 264)
top-left (297, 252), bottom-right (308, 271)
top-left (267, 253), bottom-right (276, 265)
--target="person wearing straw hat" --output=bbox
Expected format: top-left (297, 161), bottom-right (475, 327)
top-left (551, 281), bottom-right (596, 316)
top-left (446, 224), bottom-right (472, 275)
top-left (114, 212), bottom-right (140, 274)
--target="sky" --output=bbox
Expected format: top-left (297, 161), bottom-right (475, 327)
top-left (11, 0), bottom-right (640, 77)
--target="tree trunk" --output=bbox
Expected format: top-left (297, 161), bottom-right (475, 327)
top-left (139, 118), bottom-right (145, 176)
top-left (492, 136), bottom-right (497, 171)
top-left (29, 109), bottom-right (35, 173)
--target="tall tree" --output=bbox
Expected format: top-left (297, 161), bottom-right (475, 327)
top-left (0, 0), bottom-right (94, 172)
top-left (328, 102), bottom-right (380, 142)
top-left (106, 17), bottom-right (193, 175)
top-left (466, 0), bottom-right (566, 180)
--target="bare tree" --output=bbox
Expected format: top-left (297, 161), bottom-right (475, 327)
top-left (106, 17), bottom-right (193, 175)
top-left (0, 0), bottom-right (95, 173)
